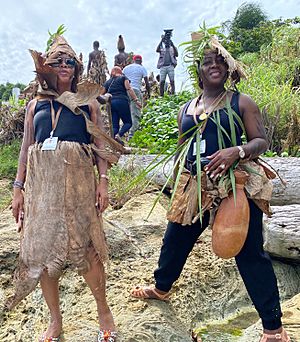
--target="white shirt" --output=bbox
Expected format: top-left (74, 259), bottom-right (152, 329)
top-left (123, 63), bottom-right (147, 90)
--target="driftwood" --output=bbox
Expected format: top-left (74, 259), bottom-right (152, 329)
top-left (118, 156), bottom-right (300, 206)
top-left (263, 204), bottom-right (300, 262)
top-left (266, 157), bottom-right (300, 205)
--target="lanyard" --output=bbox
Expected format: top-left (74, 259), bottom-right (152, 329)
top-left (50, 100), bottom-right (63, 138)
top-left (193, 91), bottom-right (227, 135)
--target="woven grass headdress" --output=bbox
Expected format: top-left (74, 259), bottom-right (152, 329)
top-left (181, 23), bottom-right (247, 89)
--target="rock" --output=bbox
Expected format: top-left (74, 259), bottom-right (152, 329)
top-left (263, 205), bottom-right (300, 262)
top-left (118, 156), bottom-right (300, 205)
top-left (238, 293), bottom-right (300, 342)
top-left (0, 194), bottom-right (299, 341)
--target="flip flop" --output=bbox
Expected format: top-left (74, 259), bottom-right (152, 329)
top-left (130, 285), bottom-right (170, 301)
top-left (98, 329), bottom-right (117, 342)
top-left (39, 333), bottom-right (60, 342)
top-left (260, 328), bottom-right (291, 341)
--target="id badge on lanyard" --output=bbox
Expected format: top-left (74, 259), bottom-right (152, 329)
top-left (41, 135), bottom-right (58, 151)
top-left (41, 101), bottom-right (62, 151)
top-left (192, 133), bottom-right (206, 156)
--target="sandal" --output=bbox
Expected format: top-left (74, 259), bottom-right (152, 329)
top-left (191, 331), bottom-right (202, 341)
top-left (39, 333), bottom-right (60, 342)
top-left (130, 285), bottom-right (170, 301)
top-left (98, 329), bottom-right (117, 342)
top-left (260, 328), bottom-right (290, 341)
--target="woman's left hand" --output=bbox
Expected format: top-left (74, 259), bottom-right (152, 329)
top-left (95, 180), bottom-right (109, 213)
top-left (205, 147), bottom-right (240, 181)
top-left (135, 100), bottom-right (142, 109)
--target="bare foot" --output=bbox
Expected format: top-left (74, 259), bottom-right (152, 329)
top-left (42, 316), bottom-right (62, 339)
top-left (98, 308), bottom-right (116, 332)
top-left (130, 285), bottom-right (170, 301)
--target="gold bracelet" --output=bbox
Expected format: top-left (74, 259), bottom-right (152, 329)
top-left (100, 174), bottom-right (109, 180)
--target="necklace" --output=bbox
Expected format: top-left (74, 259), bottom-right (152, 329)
top-left (193, 90), bottom-right (227, 125)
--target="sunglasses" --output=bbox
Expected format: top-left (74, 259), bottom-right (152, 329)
top-left (50, 57), bottom-right (76, 68)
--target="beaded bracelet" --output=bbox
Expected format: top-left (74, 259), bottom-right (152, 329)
top-left (13, 180), bottom-right (24, 190)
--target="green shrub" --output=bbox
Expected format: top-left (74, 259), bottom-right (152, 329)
top-left (0, 139), bottom-right (21, 180)
top-left (129, 91), bottom-right (194, 153)
top-left (238, 25), bottom-right (300, 155)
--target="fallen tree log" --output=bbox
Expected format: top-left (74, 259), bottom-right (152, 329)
top-left (118, 156), bottom-right (300, 205)
top-left (263, 204), bottom-right (300, 262)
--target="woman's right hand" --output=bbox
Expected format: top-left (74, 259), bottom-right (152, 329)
top-left (12, 189), bottom-right (24, 223)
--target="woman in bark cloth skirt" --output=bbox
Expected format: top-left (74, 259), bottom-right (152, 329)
top-left (9, 36), bottom-right (124, 342)
top-left (130, 27), bottom-right (290, 342)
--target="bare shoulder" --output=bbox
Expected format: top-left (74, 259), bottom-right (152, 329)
top-left (88, 99), bottom-right (101, 122)
top-left (26, 99), bottom-right (38, 115)
top-left (89, 99), bottom-right (99, 110)
top-left (177, 97), bottom-right (196, 124)
top-left (238, 92), bottom-right (259, 113)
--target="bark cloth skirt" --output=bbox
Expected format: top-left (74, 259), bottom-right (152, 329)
top-left (6, 141), bottom-right (108, 310)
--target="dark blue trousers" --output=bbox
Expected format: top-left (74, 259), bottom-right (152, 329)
top-left (154, 200), bottom-right (282, 330)
top-left (111, 98), bottom-right (132, 137)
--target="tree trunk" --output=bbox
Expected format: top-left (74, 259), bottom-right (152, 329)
top-left (118, 156), bottom-right (300, 206)
top-left (263, 204), bottom-right (300, 262)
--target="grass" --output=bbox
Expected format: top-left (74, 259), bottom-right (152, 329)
top-left (0, 179), bottom-right (12, 211)
top-left (0, 139), bottom-right (21, 180)
top-left (0, 140), bottom-right (21, 211)
top-left (108, 163), bottom-right (151, 209)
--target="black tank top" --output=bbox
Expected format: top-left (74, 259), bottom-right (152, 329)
top-left (33, 100), bottom-right (91, 144)
top-left (181, 92), bottom-right (243, 162)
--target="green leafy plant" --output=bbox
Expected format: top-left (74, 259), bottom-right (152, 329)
top-left (46, 24), bottom-right (67, 52)
top-left (129, 91), bottom-right (193, 153)
top-left (0, 139), bottom-right (21, 180)
top-left (238, 24), bottom-right (300, 155)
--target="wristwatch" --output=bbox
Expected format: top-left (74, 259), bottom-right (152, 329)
top-left (237, 146), bottom-right (246, 159)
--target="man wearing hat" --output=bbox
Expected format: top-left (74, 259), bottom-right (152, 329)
top-left (123, 55), bottom-right (150, 139)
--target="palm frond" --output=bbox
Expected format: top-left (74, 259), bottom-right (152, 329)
top-left (46, 24), bottom-right (67, 52)
top-left (196, 131), bottom-right (202, 221)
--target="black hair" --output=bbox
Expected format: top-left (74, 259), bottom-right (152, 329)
top-left (71, 62), bottom-right (80, 92)
top-left (93, 41), bottom-right (99, 48)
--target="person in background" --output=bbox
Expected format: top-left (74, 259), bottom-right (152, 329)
top-left (114, 35), bottom-right (130, 69)
top-left (101, 66), bottom-right (142, 145)
top-left (87, 40), bottom-right (108, 86)
top-left (123, 55), bottom-right (150, 139)
top-left (156, 29), bottom-right (178, 96)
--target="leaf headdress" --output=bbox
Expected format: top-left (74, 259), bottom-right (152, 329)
top-left (180, 22), bottom-right (247, 89)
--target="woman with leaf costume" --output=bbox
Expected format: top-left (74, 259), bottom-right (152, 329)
top-left (131, 26), bottom-right (290, 342)
top-left (9, 35), bottom-right (123, 342)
